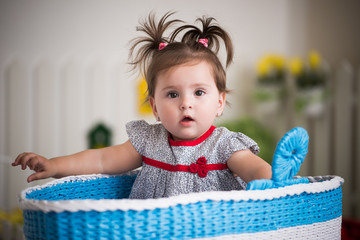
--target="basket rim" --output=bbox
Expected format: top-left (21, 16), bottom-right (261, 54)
top-left (18, 173), bottom-right (344, 213)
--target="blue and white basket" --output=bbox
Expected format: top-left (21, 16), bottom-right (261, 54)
top-left (19, 128), bottom-right (344, 239)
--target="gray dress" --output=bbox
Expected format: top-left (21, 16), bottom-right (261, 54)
top-left (126, 120), bottom-right (259, 199)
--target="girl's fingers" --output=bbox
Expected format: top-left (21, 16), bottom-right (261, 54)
top-left (13, 153), bottom-right (53, 182)
top-left (12, 152), bottom-right (28, 166)
top-left (13, 153), bottom-right (52, 182)
top-left (21, 153), bottom-right (37, 170)
top-left (12, 152), bottom-right (38, 170)
top-left (27, 156), bottom-right (40, 171)
top-left (27, 171), bottom-right (49, 182)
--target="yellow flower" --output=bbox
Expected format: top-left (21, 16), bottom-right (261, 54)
top-left (0, 209), bottom-right (8, 221)
top-left (256, 58), bottom-right (270, 77)
top-left (137, 77), bottom-right (153, 115)
top-left (272, 54), bottom-right (285, 71)
top-left (289, 57), bottom-right (303, 76)
top-left (256, 54), bottom-right (285, 77)
top-left (308, 51), bottom-right (321, 69)
top-left (9, 208), bottom-right (23, 225)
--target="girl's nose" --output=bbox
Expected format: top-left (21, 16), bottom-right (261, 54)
top-left (180, 97), bottom-right (192, 110)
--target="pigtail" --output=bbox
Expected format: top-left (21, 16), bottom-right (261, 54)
top-left (129, 11), bottom-right (182, 75)
top-left (171, 16), bottom-right (233, 68)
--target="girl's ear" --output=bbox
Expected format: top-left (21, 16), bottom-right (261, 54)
top-left (149, 97), bottom-right (159, 120)
top-left (217, 92), bottom-right (226, 115)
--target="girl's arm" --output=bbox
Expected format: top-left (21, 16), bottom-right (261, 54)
top-left (227, 149), bottom-right (272, 183)
top-left (12, 140), bottom-right (142, 182)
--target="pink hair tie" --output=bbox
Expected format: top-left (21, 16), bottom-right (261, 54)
top-left (198, 38), bottom-right (208, 48)
top-left (158, 42), bottom-right (168, 50)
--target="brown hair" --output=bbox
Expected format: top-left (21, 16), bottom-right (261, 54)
top-left (129, 12), bottom-right (233, 100)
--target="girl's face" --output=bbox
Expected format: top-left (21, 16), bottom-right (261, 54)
top-left (149, 61), bottom-right (226, 141)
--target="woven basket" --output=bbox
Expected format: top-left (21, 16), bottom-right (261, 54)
top-left (19, 127), bottom-right (343, 239)
top-left (19, 172), bottom-right (343, 240)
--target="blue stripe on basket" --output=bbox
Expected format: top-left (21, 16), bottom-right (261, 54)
top-left (26, 174), bottom-right (137, 200)
top-left (23, 184), bottom-right (342, 240)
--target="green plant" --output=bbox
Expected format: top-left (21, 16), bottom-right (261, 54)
top-left (217, 118), bottom-right (277, 164)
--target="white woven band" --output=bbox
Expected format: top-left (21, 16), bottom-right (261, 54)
top-left (18, 174), bottom-right (343, 213)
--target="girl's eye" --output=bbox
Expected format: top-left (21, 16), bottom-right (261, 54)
top-left (167, 92), bottom-right (178, 98)
top-left (195, 90), bottom-right (205, 96)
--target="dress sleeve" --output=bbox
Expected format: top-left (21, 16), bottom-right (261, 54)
top-left (125, 120), bottom-right (152, 155)
top-left (126, 120), bottom-right (169, 158)
top-left (218, 128), bottom-right (260, 162)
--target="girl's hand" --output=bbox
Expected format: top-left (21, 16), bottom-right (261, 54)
top-left (12, 153), bottom-right (57, 182)
top-left (12, 140), bottom-right (142, 183)
top-left (227, 149), bottom-right (272, 183)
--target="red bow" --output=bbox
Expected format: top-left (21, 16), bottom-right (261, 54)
top-left (190, 157), bottom-right (208, 178)
top-left (198, 38), bottom-right (208, 48)
top-left (158, 42), bottom-right (168, 50)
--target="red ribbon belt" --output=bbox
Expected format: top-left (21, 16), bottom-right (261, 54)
top-left (142, 156), bottom-right (228, 178)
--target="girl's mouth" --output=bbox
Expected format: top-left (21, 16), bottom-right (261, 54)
top-left (182, 117), bottom-right (193, 121)
top-left (180, 116), bottom-right (194, 125)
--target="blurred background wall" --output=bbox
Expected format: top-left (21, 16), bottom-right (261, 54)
top-left (0, 0), bottom-right (359, 226)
